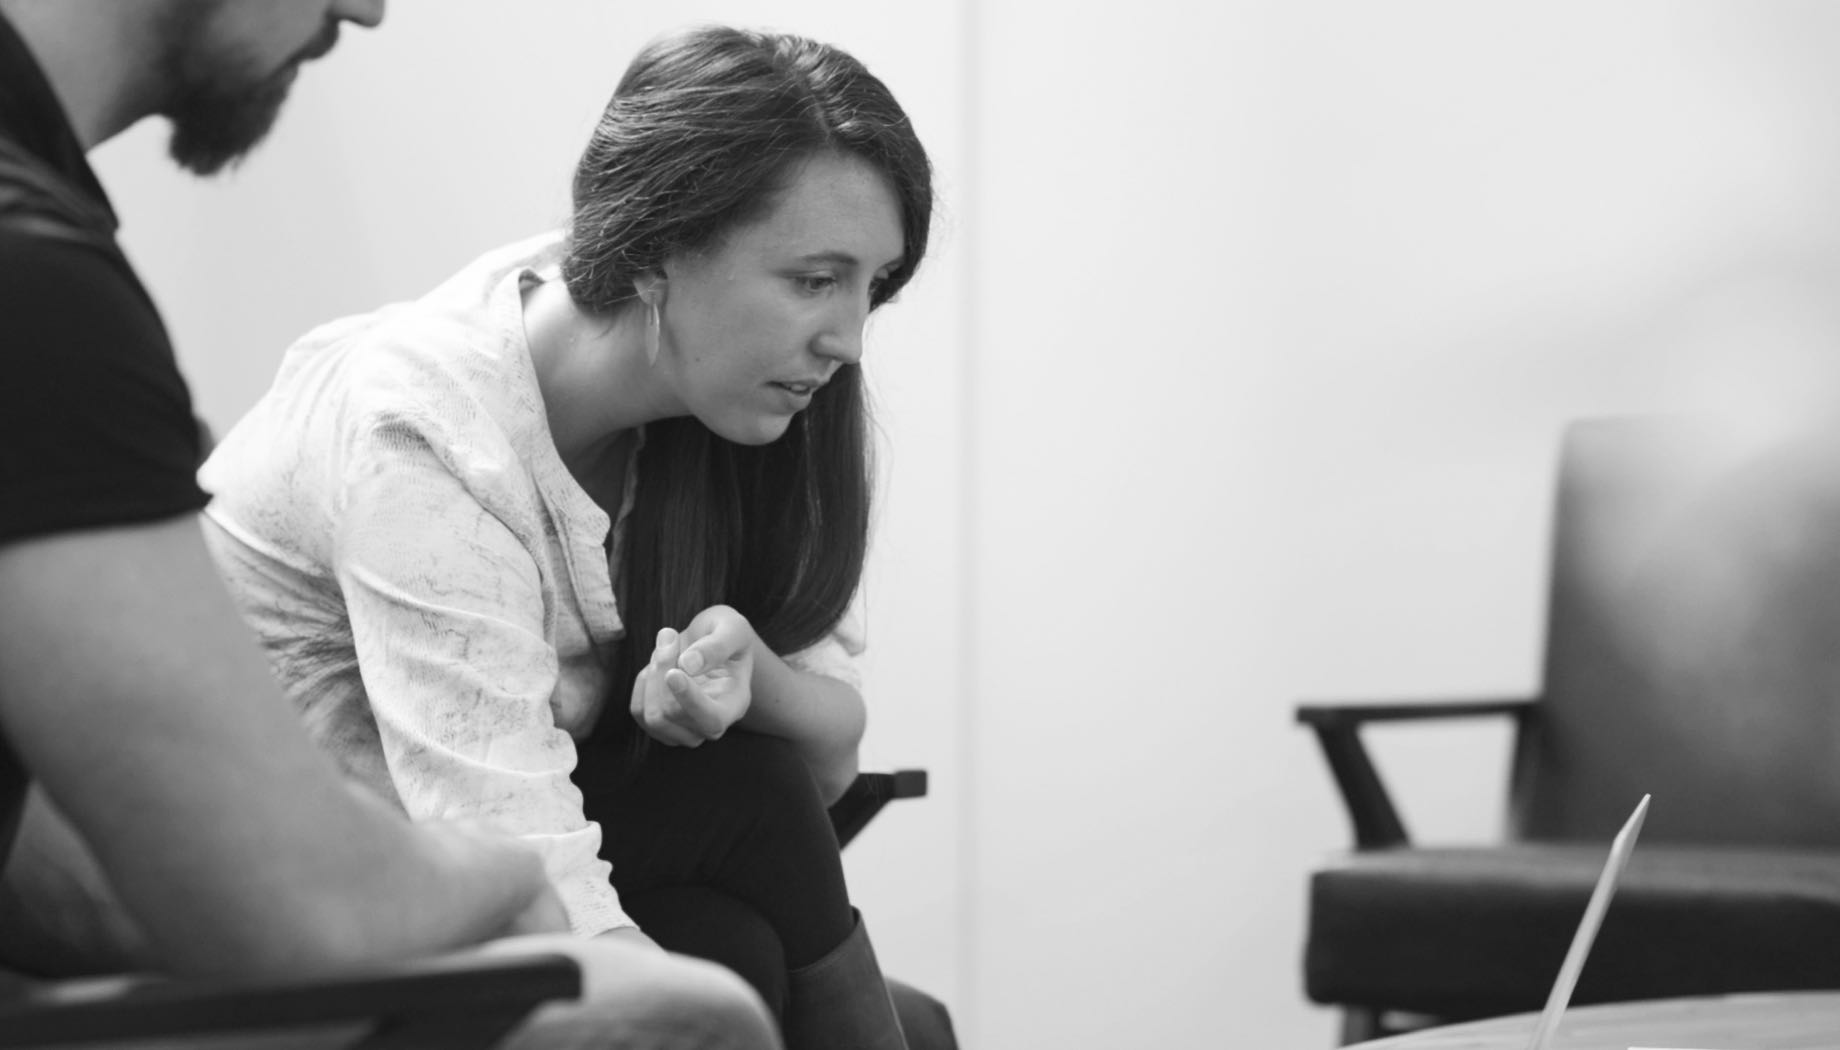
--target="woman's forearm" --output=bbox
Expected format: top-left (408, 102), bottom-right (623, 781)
top-left (740, 642), bottom-right (865, 805)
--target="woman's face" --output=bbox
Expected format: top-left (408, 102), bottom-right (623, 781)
top-left (657, 151), bottom-right (906, 445)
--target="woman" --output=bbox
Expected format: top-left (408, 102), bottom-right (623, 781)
top-left (199, 25), bottom-right (934, 1050)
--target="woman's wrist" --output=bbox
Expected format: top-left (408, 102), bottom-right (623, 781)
top-left (740, 641), bottom-right (800, 734)
top-left (737, 648), bottom-right (865, 803)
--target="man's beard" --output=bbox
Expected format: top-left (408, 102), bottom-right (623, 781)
top-left (165, 70), bottom-right (293, 176)
top-left (158, 6), bottom-right (337, 176)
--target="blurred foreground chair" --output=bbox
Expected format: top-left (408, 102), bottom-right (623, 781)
top-left (0, 768), bottom-right (924, 1048)
top-left (1297, 415), bottom-right (1840, 1044)
top-left (0, 950), bottom-right (578, 1048)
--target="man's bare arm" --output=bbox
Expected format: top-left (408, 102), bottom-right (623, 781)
top-left (0, 514), bottom-right (561, 976)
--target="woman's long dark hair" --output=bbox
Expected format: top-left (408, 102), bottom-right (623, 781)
top-left (559, 26), bottom-right (933, 763)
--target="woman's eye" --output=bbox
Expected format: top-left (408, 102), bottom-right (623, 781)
top-left (796, 274), bottom-right (838, 294)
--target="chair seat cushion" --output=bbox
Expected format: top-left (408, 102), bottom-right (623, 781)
top-left (1305, 844), bottom-right (1840, 1020)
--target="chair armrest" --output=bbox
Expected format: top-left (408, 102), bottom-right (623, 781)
top-left (1295, 697), bottom-right (1537, 850)
top-left (829, 769), bottom-right (928, 849)
top-left (0, 950), bottom-right (581, 1049)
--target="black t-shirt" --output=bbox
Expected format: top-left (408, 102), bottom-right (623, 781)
top-left (0, 13), bottom-right (210, 860)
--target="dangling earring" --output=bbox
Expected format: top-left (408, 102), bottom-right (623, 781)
top-left (646, 298), bottom-right (661, 366)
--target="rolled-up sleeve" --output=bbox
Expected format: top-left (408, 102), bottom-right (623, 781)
top-left (334, 420), bottom-right (631, 936)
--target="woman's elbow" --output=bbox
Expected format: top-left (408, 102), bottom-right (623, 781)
top-left (814, 748), bottom-right (861, 808)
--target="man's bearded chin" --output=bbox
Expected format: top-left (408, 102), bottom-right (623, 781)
top-left (155, 6), bottom-right (339, 177)
top-left (165, 66), bottom-right (294, 176)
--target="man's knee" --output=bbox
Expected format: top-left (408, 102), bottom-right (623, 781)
top-left (490, 936), bottom-right (781, 1050)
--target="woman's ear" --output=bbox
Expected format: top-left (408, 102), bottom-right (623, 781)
top-left (633, 271), bottom-right (668, 308)
top-left (633, 272), bottom-right (668, 366)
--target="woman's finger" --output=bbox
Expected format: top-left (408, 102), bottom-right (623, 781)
top-left (632, 626), bottom-right (723, 745)
top-left (629, 665), bottom-right (654, 718)
top-left (653, 627), bottom-right (681, 667)
top-left (676, 608), bottom-right (750, 676)
top-left (663, 668), bottom-right (729, 739)
top-left (677, 641), bottom-right (722, 677)
top-left (639, 698), bottom-right (702, 747)
top-left (630, 665), bottom-right (698, 746)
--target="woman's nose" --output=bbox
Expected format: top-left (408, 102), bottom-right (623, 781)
top-left (814, 307), bottom-right (867, 364)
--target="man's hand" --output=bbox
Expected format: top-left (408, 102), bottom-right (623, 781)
top-left (414, 815), bottom-right (571, 939)
top-left (504, 885), bottom-right (572, 938)
top-left (629, 606), bottom-right (756, 747)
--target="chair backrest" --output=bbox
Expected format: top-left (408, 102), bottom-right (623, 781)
top-left (1513, 415), bottom-right (1840, 846)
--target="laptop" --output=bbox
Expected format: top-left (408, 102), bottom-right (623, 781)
top-left (1523, 793), bottom-right (1651, 1050)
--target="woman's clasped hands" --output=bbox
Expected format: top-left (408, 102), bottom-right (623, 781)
top-left (630, 605), bottom-right (756, 747)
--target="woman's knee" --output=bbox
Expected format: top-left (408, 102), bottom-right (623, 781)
top-left (624, 886), bottom-right (789, 1021)
top-left (678, 733), bottom-right (837, 840)
top-left (702, 732), bottom-right (824, 805)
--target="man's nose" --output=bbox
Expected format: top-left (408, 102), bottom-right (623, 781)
top-left (331, 0), bottom-right (386, 29)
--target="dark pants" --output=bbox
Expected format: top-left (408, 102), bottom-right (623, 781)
top-left (576, 731), bottom-right (957, 1047)
top-left (582, 731), bottom-right (853, 1012)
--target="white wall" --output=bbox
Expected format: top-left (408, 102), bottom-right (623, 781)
top-left (92, 2), bottom-right (1840, 1046)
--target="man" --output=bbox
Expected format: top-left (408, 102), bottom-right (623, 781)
top-left (0, 1), bottom-right (775, 1045)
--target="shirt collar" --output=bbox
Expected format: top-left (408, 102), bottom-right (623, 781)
top-left (0, 10), bottom-right (120, 228)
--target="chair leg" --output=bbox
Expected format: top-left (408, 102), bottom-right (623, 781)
top-left (1338, 1006), bottom-right (1382, 1046)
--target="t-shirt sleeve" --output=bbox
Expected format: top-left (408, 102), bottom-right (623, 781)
top-left (0, 234), bottom-right (208, 544)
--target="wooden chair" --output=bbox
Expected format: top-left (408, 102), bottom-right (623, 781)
top-left (829, 769), bottom-right (928, 849)
top-left (1297, 415), bottom-right (1840, 1044)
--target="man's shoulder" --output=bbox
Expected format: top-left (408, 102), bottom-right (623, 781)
top-left (0, 135), bottom-right (120, 262)
top-left (0, 151), bottom-right (202, 547)
top-left (0, 160), bottom-right (149, 334)
top-left (0, 224), bottom-right (134, 301)
top-left (0, 145), bottom-right (163, 350)
top-left (0, 225), bottom-right (172, 380)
